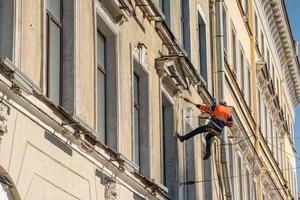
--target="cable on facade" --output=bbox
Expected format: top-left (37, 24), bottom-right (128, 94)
top-left (265, 140), bottom-right (300, 161)
top-left (180, 165), bottom-right (300, 185)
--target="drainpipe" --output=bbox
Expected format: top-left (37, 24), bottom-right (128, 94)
top-left (214, 0), bottom-right (232, 199)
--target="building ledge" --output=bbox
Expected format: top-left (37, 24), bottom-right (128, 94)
top-left (99, 0), bottom-right (134, 23)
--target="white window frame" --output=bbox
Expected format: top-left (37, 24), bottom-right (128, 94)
top-left (197, 7), bottom-right (208, 83)
top-left (231, 23), bottom-right (237, 75)
top-left (95, 4), bottom-right (119, 150)
top-left (131, 45), bottom-right (151, 176)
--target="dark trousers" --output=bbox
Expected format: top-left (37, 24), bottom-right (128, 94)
top-left (182, 122), bottom-right (222, 153)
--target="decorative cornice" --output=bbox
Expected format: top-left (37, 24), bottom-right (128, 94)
top-left (260, 0), bottom-right (300, 107)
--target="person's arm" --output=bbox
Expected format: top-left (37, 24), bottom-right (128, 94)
top-left (226, 115), bottom-right (233, 128)
top-left (196, 104), bottom-right (210, 113)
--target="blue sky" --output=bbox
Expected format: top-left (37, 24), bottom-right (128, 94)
top-left (285, 0), bottom-right (300, 190)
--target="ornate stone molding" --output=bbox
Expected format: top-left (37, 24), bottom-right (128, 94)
top-left (0, 103), bottom-right (9, 137)
top-left (104, 181), bottom-right (118, 200)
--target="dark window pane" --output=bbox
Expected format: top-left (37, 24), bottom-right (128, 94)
top-left (238, 156), bottom-right (243, 200)
top-left (97, 69), bottom-right (106, 142)
top-left (134, 107), bottom-right (140, 165)
top-left (232, 30), bottom-right (237, 72)
top-left (48, 20), bottom-right (61, 105)
top-left (223, 7), bottom-right (227, 51)
top-left (198, 15), bottom-right (207, 82)
top-left (134, 74), bottom-right (139, 104)
top-left (240, 50), bottom-right (244, 90)
top-left (133, 73), bottom-right (140, 166)
top-left (46, 0), bottom-right (61, 19)
top-left (248, 68), bottom-right (251, 106)
top-left (97, 31), bottom-right (106, 68)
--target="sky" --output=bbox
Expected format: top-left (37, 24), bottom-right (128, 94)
top-left (285, 0), bottom-right (300, 191)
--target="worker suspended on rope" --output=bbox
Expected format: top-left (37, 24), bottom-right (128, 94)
top-left (177, 99), bottom-right (233, 160)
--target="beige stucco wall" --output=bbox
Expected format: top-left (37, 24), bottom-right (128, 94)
top-left (20, 0), bottom-right (44, 88)
top-left (78, 0), bottom-right (96, 128)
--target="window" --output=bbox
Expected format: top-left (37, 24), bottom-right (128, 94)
top-left (161, 93), bottom-right (178, 198)
top-left (245, 168), bottom-right (250, 200)
top-left (46, 0), bottom-right (62, 105)
top-left (279, 141), bottom-right (283, 170)
top-left (232, 27), bottom-right (237, 73)
top-left (261, 31), bottom-right (265, 58)
top-left (223, 6), bottom-right (228, 54)
top-left (237, 155), bottom-right (243, 200)
top-left (257, 89), bottom-right (261, 126)
top-left (247, 66), bottom-right (252, 108)
top-left (272, 63), bottom-right (275, 80)
top-left (262, 192), bottom-right (266, 200)
top-left (243, 0), bottom-right (249, 19)
top-left (95, 11), bottom-right (119, 149)
top-left (268, 116), bottom-right (272, 148)
top-left (267, 50), bottom-right (270, 68)
top-left (264, 103), bottom-right (268, 138)
top-left (180, 0), bottom-right (191, 57)
top-left (132, 56), bottom-right (150, 176)
top-left (133, 73), bottom-right (140, 166)
top-left (276, 77), bottom-right (280, 95)
top-left (198, 13), bottom-right (207, 82)
top-left (254, 12), bottom-right (258, 40)
top-left (240, 47), bottom-right (245, 91)
top-left (228, 142), bottom-right (235, 193)
top-left (253, 180), bottom-right (257, 200)
top-left (158, 0), bottom-right (170, 27)
top-left (274, 130), bottom-right (279, 162)
top-left (271, 120), bottom-right (276, 153)
top-left (96, 30), bottom-right (106, 143)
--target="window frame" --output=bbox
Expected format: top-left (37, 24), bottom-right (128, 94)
top-left (96, 29), bottom-right (107, 143)
top-left (133, 72), bottom-right (141, 167)
top-left (180, 0), bottom-right (191, 57)
top-left (46, 1), bottom-right (63, 105)
top-left (95, 7), bottom-right (119, 151)
top-left (239, 45), bottom-right (245, 92)
top-left (131, 46), bottom-right (151, 176)
top-left (222, 5), bottom-right (228, 54)
top-left (160, 89), bottom-right (177, 193)
top-left (247, 63), bottom-right (252, 108)
top-left (237, 152), bottom-right (244, 200)
top-left (198, 11), bottom-right (208, 83)
top-left (231, 23), bottom-right (237, 75)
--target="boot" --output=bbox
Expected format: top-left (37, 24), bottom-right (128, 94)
top-left (176, 133), bottom-right (185, 142)
top-left (203, 151), bottom-right (211, 160)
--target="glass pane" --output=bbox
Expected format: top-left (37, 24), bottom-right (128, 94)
top-left (248, 69), bottom-right (251, 105)
top-left (48, 20), bottom-right (61, 105)
top-left (97, 31), bottom-right (106, 68)
top-left (97, 69), bottom-right (106, 142)
top-left (232, 31), bottom-right (237, 71)
top-left (199, 19), bottom-right (207, 82)
top-left (134, 107), bottom-right (140, 165)
top-left (238, 156), bottom-right (243, 200)
top-left (240, 51), bottom-right (244, 89)
top-left (223, 7), bottom-right (227, 51)
top-left (46, 0), bottom-right (61, 19)
top-left (158, 0), bottom-right (163, 10)
top-left (134, 74), bottom-right (139, 104)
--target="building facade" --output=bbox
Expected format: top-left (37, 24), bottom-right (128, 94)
top-left (0, 0), bottom-right (299, 200)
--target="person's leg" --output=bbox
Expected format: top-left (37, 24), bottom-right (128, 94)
top-left (203, 133), bottom-right (215, 160)
top-left (178, 123), bottom-right (212, 142)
